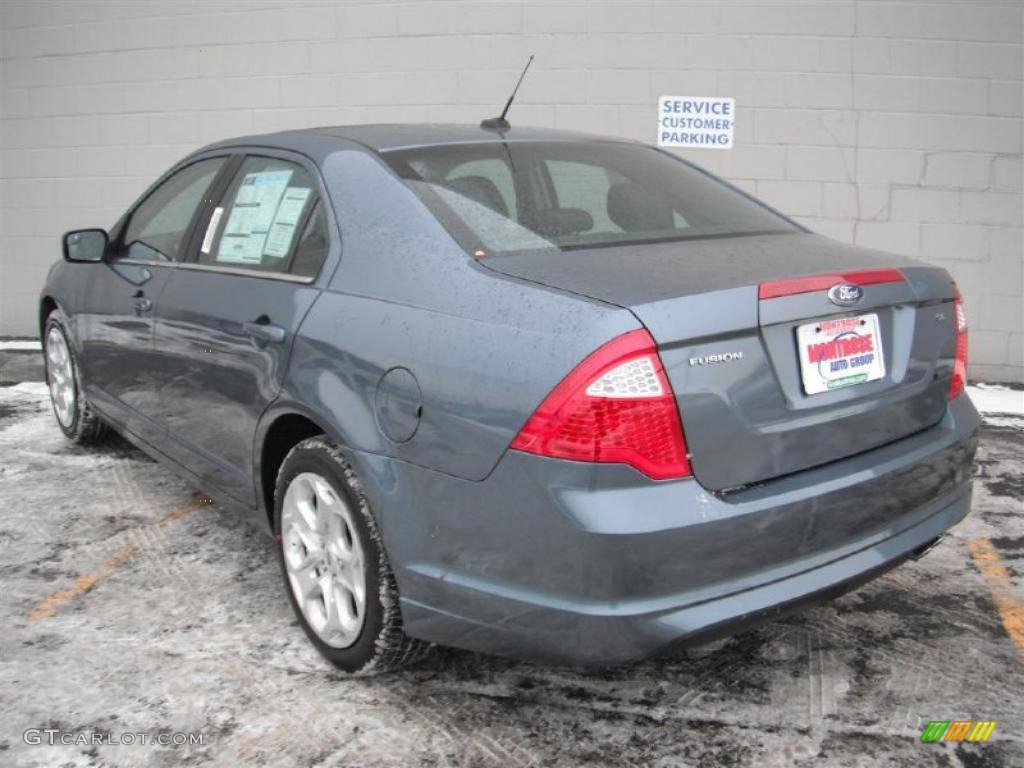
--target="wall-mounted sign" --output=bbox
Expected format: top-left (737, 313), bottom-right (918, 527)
top-left (658, 96), bottom-right (735, 149)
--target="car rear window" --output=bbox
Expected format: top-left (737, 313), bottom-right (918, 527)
top-left (382, 141), bottom-right (797, 256)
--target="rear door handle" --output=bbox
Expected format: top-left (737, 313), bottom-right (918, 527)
top-left (242, 320), bottom-right (286, 344)
top-left (133, 293), bottom-right (152, 314)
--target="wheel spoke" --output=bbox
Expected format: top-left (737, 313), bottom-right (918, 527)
top-left (290, 508), bottom-right (323, 555)
top-left (334, 565), bottom-right (356, 596)
top-left (296, 495), bottom-right (322, 534)
top-left (333, 518), bottom-right (355, 561)
top-left (320, 574), bottom-right (342, 633)
top-left (288, 558), bottom-right (320, 601)
top-left (338, 584), bottom-right (359, 629)
top-left (351, 567), bottom-right (366, 606)
top-left (46, 337), bottom-right (61, 368)
top-left (312, 477), bottom-right (337, 508)
top-left (46, 346), bottom-right (61, 380)
top-left (283, 533), bottom-right (317, 573)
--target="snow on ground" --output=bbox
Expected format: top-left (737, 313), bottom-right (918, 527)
top-left (0, 340), bottom-right (42, 351)
top-left (969, 383), bottom-right (1024, 417)
top-left (1, 381), bottom-right (50, 399)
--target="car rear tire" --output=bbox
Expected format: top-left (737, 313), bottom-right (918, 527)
top-left (43, 310), bottom-right (108, 444)
top-left (274, 435), bottom-right (429, 673)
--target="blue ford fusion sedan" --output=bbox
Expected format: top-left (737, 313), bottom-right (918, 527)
top-left (41, 124), bottom-right (978, 672)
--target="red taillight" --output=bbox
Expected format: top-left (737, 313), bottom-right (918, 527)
top-left (758, 268), bottom-right (904, 300)
top-left (510, 329), bottom-right (691, 480)
top-left (949, 287), bottom-right (968, 400)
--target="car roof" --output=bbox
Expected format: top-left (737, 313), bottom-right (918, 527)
top-left (311, 123), bottom-right (632, 151)
top-left (200, 123), bottom-right (637, 158)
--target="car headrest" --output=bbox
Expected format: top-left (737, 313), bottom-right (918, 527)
top-left (607, 182), bottom-right (674, 232)
top-left (528, 207), bottom-right (594, 238)
top-left (445, 175), bottom-right (509, 217)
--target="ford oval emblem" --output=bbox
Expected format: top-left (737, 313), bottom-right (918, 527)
top-left (828, 283), bottom-right (864, 306)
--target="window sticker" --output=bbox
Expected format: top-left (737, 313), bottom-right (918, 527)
top-left (263, 186), bottom-right (312, 258)
top-left (217, 170), bottom-right (292, 264)
top-left (200, 207), bottom-right (224, 254)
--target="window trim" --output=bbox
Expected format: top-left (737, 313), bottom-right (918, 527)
top-left (105, 258), bottom-right (317, 285)
top-left (173, 261), bottom-right (316, 283)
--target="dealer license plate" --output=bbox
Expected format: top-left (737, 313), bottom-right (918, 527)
top-left (796, 313), bottom-right (885, 395)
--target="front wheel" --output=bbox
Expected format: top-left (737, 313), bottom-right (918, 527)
top-left (275, 436), bottom-right (428, 673)
top-left (43, 311), bottom-right (107, 444)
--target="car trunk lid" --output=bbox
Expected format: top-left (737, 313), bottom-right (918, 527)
top-left (485, 232), bottom-right (959, 490)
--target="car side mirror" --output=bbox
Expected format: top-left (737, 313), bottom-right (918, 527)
top-left (62, 229), bottom-right (108, 263)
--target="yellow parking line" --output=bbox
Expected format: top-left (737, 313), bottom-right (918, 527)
top-left (966, 537), bottom-right (1024, 658)
top-left (26, 494), bottom-right (203, 621)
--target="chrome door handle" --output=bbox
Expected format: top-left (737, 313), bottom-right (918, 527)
top-left (242, 320), bottom-right (286, 344)
top-left (133, 295), bottom-right (152, 313)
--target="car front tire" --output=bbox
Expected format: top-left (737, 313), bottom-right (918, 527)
top-left (275, 435), bottom-right (429, 673)
top-left (43, 310), bottom-right (108, 444)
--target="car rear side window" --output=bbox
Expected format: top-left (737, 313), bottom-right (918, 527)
top-left (383, 142), bottom-right (797, 256)
top-left (118, 158), bottom-right (225, 262)
top-left (199, 156), bottom-right (321, 275)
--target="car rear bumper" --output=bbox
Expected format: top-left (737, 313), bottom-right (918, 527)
top-left (361, 394), bottom-right (980, 665)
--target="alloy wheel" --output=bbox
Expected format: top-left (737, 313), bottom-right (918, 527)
top-left (45, 326), bottom-right (76, 428)
top-left (281, 472), bottom-right (367, 648)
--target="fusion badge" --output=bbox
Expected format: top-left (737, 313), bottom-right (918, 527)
top-left (689, 351), bottom-right (743, 366)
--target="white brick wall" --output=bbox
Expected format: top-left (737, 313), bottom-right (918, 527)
top-left (1, 0), bottom-right (1021, 381)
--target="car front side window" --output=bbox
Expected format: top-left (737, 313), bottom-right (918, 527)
top-left (116, 158), bottom-right (226, 263)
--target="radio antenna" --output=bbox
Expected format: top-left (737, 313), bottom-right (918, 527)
top-left (481, 55), bottom-right (534, 132)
